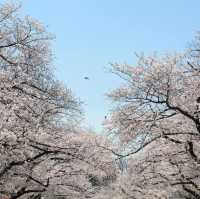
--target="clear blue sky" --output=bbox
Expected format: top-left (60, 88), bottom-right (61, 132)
top-left (13, 0), bottom-right (200, 131)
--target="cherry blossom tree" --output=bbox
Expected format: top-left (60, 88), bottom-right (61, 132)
top-left (105, 35), bottom-right (200, 198)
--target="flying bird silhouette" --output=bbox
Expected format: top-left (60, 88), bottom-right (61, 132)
top-left (84, 76), bottom-right (89, 80)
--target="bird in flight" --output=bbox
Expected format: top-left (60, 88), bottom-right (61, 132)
top-left (84, 76), bottom-right (89, 80)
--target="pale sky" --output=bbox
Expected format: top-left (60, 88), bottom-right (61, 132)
top-left (9, 0), bottom-right (200, 131)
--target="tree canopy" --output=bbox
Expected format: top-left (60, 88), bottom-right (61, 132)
top-left (0, 1), bottom-right (200, 199)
